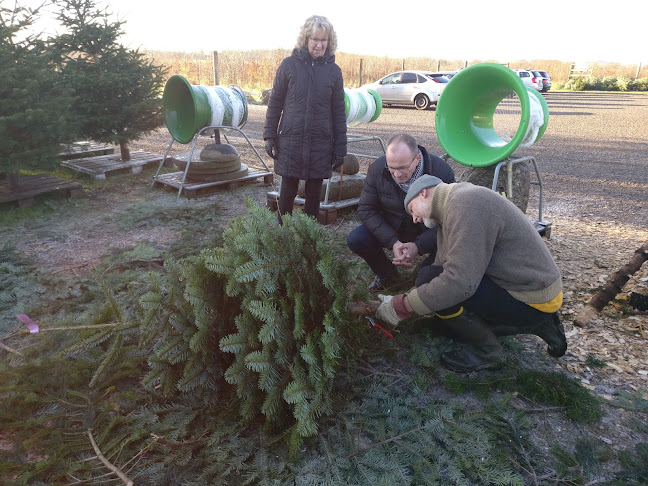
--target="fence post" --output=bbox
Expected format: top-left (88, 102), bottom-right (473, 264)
top-left (359, 58), bottom-right (363, 86)
top-left (213, 51), bottom-right (219, 85)
top-left (212, 50), bottom-right (221, 143)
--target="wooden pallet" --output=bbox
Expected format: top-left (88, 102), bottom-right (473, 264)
top-left (61, 151), bottom-right (164, 179)
top-left (153, 170), bottom-right (274, 198)
top-left (58, 142), bottom-right (115, 160)
top-left (266, 191), bottom-right (360, 225)
top-left (0, 174), bottom-right (83, 208)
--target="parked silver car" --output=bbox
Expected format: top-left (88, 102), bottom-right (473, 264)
top-left (427, 71), bottom-right (457, 80)
top-left (537, 70), bottom-right (552, 92)
top-left (361, 70), bottom-right (444, 110)
top-left (513, 69), bottom-right (542, 92)
top-left (529, 70), bottom-right (545, 92)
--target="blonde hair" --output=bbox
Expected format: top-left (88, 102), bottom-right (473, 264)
top-left (295, 15), bottom-right (338, 55)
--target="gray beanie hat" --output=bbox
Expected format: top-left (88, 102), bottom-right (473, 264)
top-left (404, 174), bottom-right (443, 214)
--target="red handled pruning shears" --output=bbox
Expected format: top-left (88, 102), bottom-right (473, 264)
top-left (365, 315), bottom-right (393, 339)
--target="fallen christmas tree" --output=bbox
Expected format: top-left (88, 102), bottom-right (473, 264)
top-left (138, 200), bottom-right (364, 449)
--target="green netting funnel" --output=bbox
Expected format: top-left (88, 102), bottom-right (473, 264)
top-left (344, 87), bottom-right (382, 126)
top-left (435, 63), bottom-right (548, 167)
top-left (162, 74), bottom-right (248, 144)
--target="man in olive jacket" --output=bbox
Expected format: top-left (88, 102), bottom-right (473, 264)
top-left (375, 175), bottom-right (567, 373)
top-left (347, 133), bottom-right (455, 292)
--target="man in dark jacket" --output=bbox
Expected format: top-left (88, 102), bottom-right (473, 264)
top-left (347, 133), bottom-right (455, 292)
top-left (263, 15), bottom-right (347, 220)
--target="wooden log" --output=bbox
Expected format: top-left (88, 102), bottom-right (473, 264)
top-left (574, 241), bottom-right (648, 327)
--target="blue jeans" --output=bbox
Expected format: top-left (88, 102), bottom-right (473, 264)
top-left (416, 265), bottom-right (553, 329)
top-left (347, 224), bottom-right (437, 278)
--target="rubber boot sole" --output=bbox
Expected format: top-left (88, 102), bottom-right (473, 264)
top-left (440, 347), bottom-right (504, 373)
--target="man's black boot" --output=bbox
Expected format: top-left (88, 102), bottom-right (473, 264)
top-left (529, 312), bottom-right (567, 357)
top-left (439, 312), bottom-right (504, 373)
top-left (488, 312), bottom-right (567, 357)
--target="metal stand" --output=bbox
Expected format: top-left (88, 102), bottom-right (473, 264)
top-left (266, 134), bottom-right (386, 225)
top-left (322, 134), bottom-right (386, 205)
top-left (151, 126), bottom-right (271, 201)
top-left (491, 155), bottom-right (551, 236)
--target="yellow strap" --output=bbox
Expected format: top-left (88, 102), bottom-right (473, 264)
top-left (435, 306), bottom-right (463, 319)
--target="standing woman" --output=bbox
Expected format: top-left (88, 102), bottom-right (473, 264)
top-left (264, 15), bottom-right (347, 220)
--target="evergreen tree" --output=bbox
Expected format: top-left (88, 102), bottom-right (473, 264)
top-left (139, 202), bottom-right (363, 452)
top-left (0, 1), bottom-right (75, 182)
top-left (51, 0), bottom-right (167, 160)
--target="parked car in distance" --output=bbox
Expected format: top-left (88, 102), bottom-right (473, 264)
top-left (529, 70), bottom-right (545, 91)
top-left (361, 70), bottom-right (443, 110)
top-left (427, 70), bottom-right (457, 80)
top-left (512, 69), bottom-right (542, 91)
top-left (536, 70), bottom-right (552, 92)
top-left (422, 73), bottom-right (451, 94)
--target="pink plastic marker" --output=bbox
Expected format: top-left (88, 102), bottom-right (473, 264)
top-left (16, 314), bottom-right (40, 333)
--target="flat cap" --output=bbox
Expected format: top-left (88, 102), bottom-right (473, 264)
top-left (404, 174), bottom-right (442, 214)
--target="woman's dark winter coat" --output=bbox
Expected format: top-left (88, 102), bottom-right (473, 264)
top-left (358, 146), bottom-right (455, 251)
top-left (263, 47), bottom-right (347, 180)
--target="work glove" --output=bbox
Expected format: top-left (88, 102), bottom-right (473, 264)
top-left (332, 156), bottom-right (345, 171)
top-left (376, 293), bottom-right (414, 328)
top-left (376, 294), bottom-right (401, 327)
top-left (265, 139), bottom-right (278, 159)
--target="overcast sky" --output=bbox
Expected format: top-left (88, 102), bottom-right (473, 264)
top-left (29, 0), bottom-right (648, 64)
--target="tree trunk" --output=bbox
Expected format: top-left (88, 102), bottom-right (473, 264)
top-left (574, 241), bottom-right (648, 326)
top-left (348, 300), bottom-right (380, 316)
top-left (120, 142), bottom-right (131, 161)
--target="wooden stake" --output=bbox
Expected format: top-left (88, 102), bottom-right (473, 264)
top-left (574, 241), bottom-right (648, 327)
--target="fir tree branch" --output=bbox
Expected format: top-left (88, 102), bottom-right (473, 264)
top-left (357, 364), bottom-right (404, 378)
top-left (87, 428), bottom-right (134, 486)
top-left (151, 432), bottom-right (208, 448)
top-left (357, 364), bottom-right (408, 387)
top-left (0, 339), bottom-right (24, 356)
top-left (100, 257), bottom-right (164, 276)
top-left (511, 402), bottom-right (566, 413)
top-left (51, 260), bottom-right (99, 274)
top-left (346, 424), bottom-right (427, 459)
top-left (18, 322), bottom-right (122, 334)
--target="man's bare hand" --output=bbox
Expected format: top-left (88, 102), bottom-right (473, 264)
top-left (392, 241), bottom-right (418, 267)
